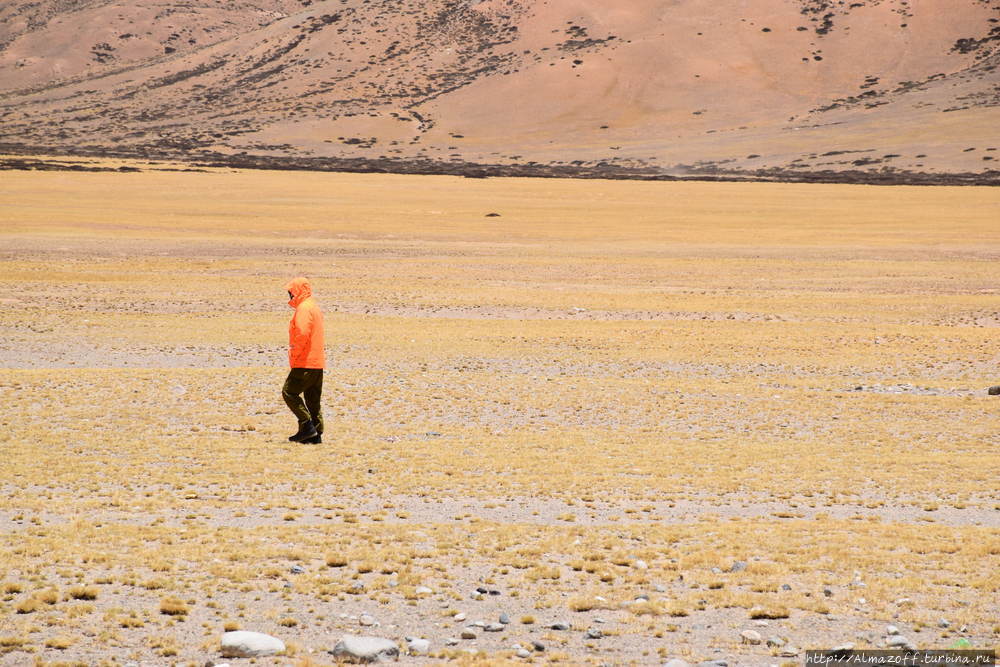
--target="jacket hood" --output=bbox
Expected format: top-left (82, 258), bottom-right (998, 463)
top-left (286, 277), bottom-right (313, 308)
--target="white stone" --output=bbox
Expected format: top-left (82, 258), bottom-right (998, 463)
top-left (221, 631), bottom-right (285, 658)
top-left (740, 630), bottom-right (763, 645)
top-left (454, 612), bottom-right (467, 622)
top-left (330, 636), bottom-right (400, 663)
top-left (634, 559), bottom-right (648, 570)
top-left (663, 660), bottom-right (691, 667)
top-left (359, 613), bottom-right (376, 627)
top-left (415, 586), bottom-right (433, 595)
top-left (407, 638), bottom-right (430, 655)
top-left (886, 625), bottom-right (900, 635)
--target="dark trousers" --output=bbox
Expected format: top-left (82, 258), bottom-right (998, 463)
top-left (282, 368), bottom-right (323, 434)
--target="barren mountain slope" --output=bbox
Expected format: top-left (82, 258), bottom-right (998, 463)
top-left (1, 0), bottom-right (998, 180)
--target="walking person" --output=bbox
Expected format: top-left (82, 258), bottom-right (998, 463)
top-left (283, 276), bottom-right (325, 444)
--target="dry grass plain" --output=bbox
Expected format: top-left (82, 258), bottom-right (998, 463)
top-left (0, 161), bottom-right (998, 665)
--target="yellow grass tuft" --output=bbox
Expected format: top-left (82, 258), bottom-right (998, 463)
top-left (159, 596), bottom-right (189, 616)
top-left (44, 635), bottom-right (73, 650)
top-left (67, 585), bottom-right (99, 601)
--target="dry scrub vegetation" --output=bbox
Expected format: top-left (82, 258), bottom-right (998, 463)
top-left (0, 161), bottom-right (998, 664)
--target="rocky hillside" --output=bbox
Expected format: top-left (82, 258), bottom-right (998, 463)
top-left (1, 0), bottom-right (998, 181)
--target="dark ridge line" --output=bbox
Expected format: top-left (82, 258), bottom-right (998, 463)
top-left (0, 144), bottom-right (997, 187)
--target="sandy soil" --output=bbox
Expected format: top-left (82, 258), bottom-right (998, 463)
top-left (0, 168), bottom-right (998, 665)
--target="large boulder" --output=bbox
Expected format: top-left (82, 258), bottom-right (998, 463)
top-left (220, 631), bottom-right (285, 658)
top-left (329, 636), bottom-right (400, 663)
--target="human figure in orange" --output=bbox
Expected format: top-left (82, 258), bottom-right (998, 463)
top-left (283, 277), bottom-right (325, 444)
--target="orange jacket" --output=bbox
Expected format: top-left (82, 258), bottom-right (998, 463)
top-left (286, 277), bottom-right (325, 369)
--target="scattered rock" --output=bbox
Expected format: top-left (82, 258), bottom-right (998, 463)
top-left (406, 638), bottom-right (430, 655)
top-left (329, 636), bottom-right (400, 663)
top-left (485, 623), bottom-right (504, 632)
top-left (663, 660), bottom-right (692, 667)
top-left (939, 618), bottom-right (950, 629)
top-left (531, 640), bottom-right (546, 652)
top-left (887, 636), bottom-right (915, 650)
top-left (445, 637), bottom-right (459, 646)
top-left (654, 584), bottom-right (667, 593)
top-left (823, 586), bottom-right (834, 597)
top-left (551, 622), bottom-right (570, 631)
top-left (767, 636), bottom-right (785, 647)
top-left (740, 630), bottom-right (762, 645)
top-left (779, 647), bottom-right (800, 658)
top-left (453, 612), bottom-right (467, 622)
top-left (886, 625), bottom-right (900, 635)
top-left (781, 583), bottom-right (792, 591)
top-left (460, 629), bottom-right (477, 640)
top-left (585, 628), bottom-right (603, 639)
top-left (987, 385), bottom-right (1000, 395)
top-left (289, 564), bottom-right (305, 574)
top-left (729, 560), bottom-right (747, 573)
top-left (499, 613), bottom-right (510, 624)
top-left (516, 648), bottom-right (531, 658)
top-left (415, 585), bottom-right (433, 595)
top-left (696, 661), bottom-right (728, 667)
top-left (485, 212), bottom-right (501, 217)
top-left (221, 631), bottom-right (285, 658)
top-left (635, 559), bottom-right (648, 569)
top-left (359, 613), bottom-right (376, 627)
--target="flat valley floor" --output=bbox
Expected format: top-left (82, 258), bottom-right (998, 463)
top-left (0, 162), bottom-right (998, 665)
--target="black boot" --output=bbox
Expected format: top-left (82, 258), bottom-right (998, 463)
top-left (301, 433), bottom-right (322, 444)
top-left (288, 420), bottom-right (318, 442)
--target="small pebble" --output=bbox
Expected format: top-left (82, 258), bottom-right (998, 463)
top-left (740, 630), bottom-right (762, 645)
top-left (499, 613), bottom-right (510, 624)
top-left (551, 622), bottom-right (570, 631)
top-left (289, 565), bottom-right (305, 574)
top-left (585, 628), bottom-right (603, 639)
top-left (485, 623), bottom-right (504, 632)
top-left (531, 640), bottom-right (546, 652)
top-left (516, 648), bottom-right (531, 658)
top-left (454, 612), bottom-right (467, 622)
top-left (460, 629), bottom-right (477, 640)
